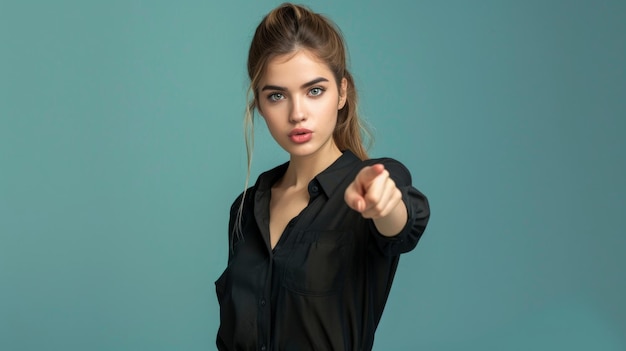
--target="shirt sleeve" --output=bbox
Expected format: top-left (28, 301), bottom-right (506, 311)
top-left (366, 158), bottom-right (430, 256)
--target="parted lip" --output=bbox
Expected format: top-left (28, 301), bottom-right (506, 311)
top-left (288, 128), bottom-right (312, 136)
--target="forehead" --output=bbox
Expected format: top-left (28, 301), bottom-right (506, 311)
top-left (261, 50), bottom-right (335, 86)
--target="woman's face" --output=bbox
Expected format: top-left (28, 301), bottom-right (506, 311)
top-left (257, 49), bottom-right (347, 160)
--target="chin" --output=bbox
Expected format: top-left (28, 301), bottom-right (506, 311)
top-left (283, 145), bottom-right (320, 158)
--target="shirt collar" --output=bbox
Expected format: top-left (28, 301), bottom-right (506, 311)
top-left (315, 150), bottom-right (361, 196)
top-left (255, 150), bottom-right (362, 196)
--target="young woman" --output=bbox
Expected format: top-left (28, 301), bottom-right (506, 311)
top-left (215, 3), bottom-right (430, 350)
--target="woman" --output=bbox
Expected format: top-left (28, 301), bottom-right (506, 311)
top-left (215, 3), bottom-right (430, 350)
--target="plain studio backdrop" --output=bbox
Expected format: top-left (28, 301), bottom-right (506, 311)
top-left (1, 0), bottom-right (624, 350)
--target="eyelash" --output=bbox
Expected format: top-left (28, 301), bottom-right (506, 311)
top-left (266, 87), bottom-right (326, 102)
top-left (268, 93), bottom-right (284, 102)
top-left (309, 87), bottom-right (325, 96)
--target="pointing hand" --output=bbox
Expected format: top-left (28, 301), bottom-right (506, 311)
top-left (344, 164), bottom-right (403, 219)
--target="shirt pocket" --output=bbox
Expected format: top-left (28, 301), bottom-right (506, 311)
top-left (283, 230), bottom-right (353, 296)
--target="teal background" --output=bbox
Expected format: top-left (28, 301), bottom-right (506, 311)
top-left (1, 0), bottom-right (625, 350)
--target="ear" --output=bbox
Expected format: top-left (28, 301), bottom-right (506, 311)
top-left (338, 77), bottom-right (348, 109)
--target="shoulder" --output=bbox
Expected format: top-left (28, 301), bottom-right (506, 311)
top-left (228, 160), bottom-right (288, 214)
top-left (229, 186), bottom-right (254, 214)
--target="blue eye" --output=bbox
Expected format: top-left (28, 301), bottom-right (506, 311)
top-left (309, 87), bottom-right (324, 96)
top-left (268, 93), bottom-right (284, 102)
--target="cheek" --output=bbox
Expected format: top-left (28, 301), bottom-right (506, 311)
top-left (258, 102), bottom-right (281, 121)
top-left (322, 101), bottom-right (340, 124)
top-left (260, 109), bottom-right (285, 133)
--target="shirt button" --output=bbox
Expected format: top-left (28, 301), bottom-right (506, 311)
top-left (309, 183), bottom-right (319, 194)
top-left (261, 345), bottom-right (266, 351)
top-left (260, 299), bottom-right (266, 306)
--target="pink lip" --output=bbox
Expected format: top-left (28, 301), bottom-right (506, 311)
top-left (288, 128), bottom-right (313, 144)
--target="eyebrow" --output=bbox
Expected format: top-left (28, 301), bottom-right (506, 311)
top-left (261, 77), bottom-right (330, 92)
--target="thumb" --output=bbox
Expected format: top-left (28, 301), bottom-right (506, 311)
top-left (344, 181), bottom-right (367, 212)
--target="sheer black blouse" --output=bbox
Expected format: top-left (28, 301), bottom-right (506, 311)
top-left (216, 150), bottom-right (430, 351)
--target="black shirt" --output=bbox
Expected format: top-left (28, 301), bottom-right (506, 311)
top-left (215, 150), bottom-right (430, 351)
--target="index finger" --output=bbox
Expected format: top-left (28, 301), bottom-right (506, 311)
top-left (357, 164), bottom-right (385, 186)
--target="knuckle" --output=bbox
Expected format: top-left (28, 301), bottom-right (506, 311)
top-left (373, 203), bottom-right (385, 213)
top-left (394, 188), bottom-right (401, 198)
top-left (364, 192), bottom-right (377, 202)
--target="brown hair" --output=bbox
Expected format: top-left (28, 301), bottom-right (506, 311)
top-left (235, 3), bottom-right (371, 239)
top-left (244, 2), bottom-right (370, 163)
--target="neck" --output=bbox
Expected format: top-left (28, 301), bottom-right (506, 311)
top-left (280, 143), bottom-right (342, 189)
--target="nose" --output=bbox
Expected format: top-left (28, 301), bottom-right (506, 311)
top-left (289, 96), bottom-right (306, 123)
